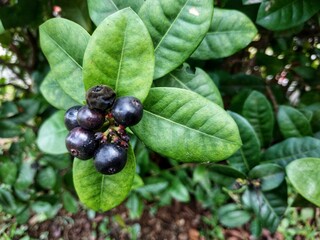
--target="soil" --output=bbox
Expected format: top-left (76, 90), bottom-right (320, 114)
top-left (26, 200), bottom-right (281, 240)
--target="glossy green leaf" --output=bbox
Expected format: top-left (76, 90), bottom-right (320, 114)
top-left (169, 178), bottom-right (190, 202)
top-left (277, 105), bottom-right (312, 138)
top-left (83, 8), bottom-right (154, 102)
top-left (249, 164), bottom-right (285, 191)
top-left (126, 193), bottom-right (144, 219)
top-left (40, 154), bottom-right (71, 170)
top-left (62, 191), bottom-right (79, 214)
top-left (0, 188), bottom-right (16, 215)
top-left (0, 101), bottom-right (18, 118)
top-left (0, 161), bottom-right (18, 185)
top-left (0, 20), bottom-right (4, 34)
top-left (36, 167), bottom-right (57, 190)
top-left (305, 103), bottom-right (320, 132)
top-left (139, 0), bottom-right (213, 79)
top-left (242, 91), bottom-right (274, 147)
top-left (242, 183), bottom-right (287, 233)
top-left (218, 204), bottom-right (251, 228)
top-left (228, 111), bottom-right (261, 173)
top-left (87, 0), bottom-right (145, 26)
top-left (243, 0), bottom-right (262, 5)
top-left (0, 120), bottom-right (20, 138)
top-left (256, 0), bottom-right (320, 31)
top-left (55, 0), bottom-right (92, 32)
top-left (37, 111), bottom-right (68, 155)
top-left (40, 18), bottom-right (90, 104)
top-left (15, 162), bottom-right (36, 190)
top-left (210, 164), bottom-right (246, 188)
top-left (10, 99), bottom-right (40, 124)
top-left (191, 8), bottom-right (257, 60)
top-left (73, 146), bottom-right (135, 212)
top-left (286, 158), bottom-right (320, 207)
top-left (154, 63), bottom-right (223, 107)
top-left (132, 88), bottom-right (242, 162)
top-left (262, 137), bottom-right (320, 167)
top-left (40, 71), bottom-right (81, 110)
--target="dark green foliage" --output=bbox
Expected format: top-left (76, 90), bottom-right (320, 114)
top-left (0, 0), bottom-right (320, 237)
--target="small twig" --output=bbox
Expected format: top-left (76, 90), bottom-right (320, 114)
top-left (25, 29), bottom-right (39, 71)
top-left (266, 84), bottom-right (279, 113)
top-left (0, 83), bottom-right (28, 91)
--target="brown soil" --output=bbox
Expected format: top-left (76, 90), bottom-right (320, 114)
top-left (26, 200), bottom-right (283, 240)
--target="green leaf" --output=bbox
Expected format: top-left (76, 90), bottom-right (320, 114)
top-left (36, 167), bottom-right (57, 190)
top-left (0, 120), bottom-right (21, 138)
top-left (83, 8), bottom-right (154, 102)
top-left (73, 146), bottom-right (136, 212)
top-left (56, 0), bottom-right (92, 32)
top-left (39, 154), bottom-right (71, 170)
top-left (62, 191), bottom-right (79, 214)
top-left (154, 63), bottom-right (223, 107)
top-left (242, 183), bottom-right (287, 233)
top-left (37, 111), bottom-right (68, 155)
top-left (10, 99), bottom-right (40, 124)
top-left (243, 0), bottom-right (262, 5)
top-left (242, 90), bottom-right (274, 147)
top-left (0, 20), bottom-right (4, 34)
top-left (262, 137), bottom-right (320, 167)
top-left (40, 18), bottom-right (90, 104)
top-left (256, 0), bottom-right (320, 31)
top-left (139, 0), bottom-right (214, 79)
top-left (191, 8), bottom-right (257, 60)
top-left (88, 0), bottom-right (145, 26)
top-left (126, 193), bottom-right (144, 219)
top-left (15, 162), bottom-right (36, 190)
top-left (277, 105), bottom-right (312, 138)
top-left (0, 101), bottom-right (18, 118)
top-left (0, 161), bottom-right (18, 185)
top-left (218, 204), bottom-right (251, 228)
top-left (169, 178), bottom-right (190, 202)
top-left (286, 158), bottom-right (320, 207)
top-left (228, 111), bottom-right (261, 173)
top-left (249, 164), bottom-right (285, 191)
top-left (210, 164), bottom-right (246, 188)
top-left (131, 88), bottom-right (242, 162)
top-left (40, 71), bottom-right (81, 110)
top-left (0, 188), bottom-right (16, 215)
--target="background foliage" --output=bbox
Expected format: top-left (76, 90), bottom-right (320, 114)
top-left (0, 0), bottom-right (320, 239)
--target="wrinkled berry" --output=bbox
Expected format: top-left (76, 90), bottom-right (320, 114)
top-left (111, 96), bottom-right (143, 126)
top-left (77, 105), bottom-right (105, 130)
top-left (64, 105), bottom-right (82, 130)
top-left (94, 143), bottom-right (127, 175)
top-left (65, 127), bottom-right (98, 160)
top-left (86, 85), bottom-right (116, 111)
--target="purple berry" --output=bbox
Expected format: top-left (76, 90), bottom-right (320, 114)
top-left (64, 105), bottom-right (81, 130)
top-left (77, 105), bottom-right (105, 130)
top-left (111, 96), bottom-right (143, 126)
top-left (94, 143), bottom-right (127, 175)
top-left (65, 127), bottom-right (98, 160)
top-left (86, 85), bottom-right (116, 111)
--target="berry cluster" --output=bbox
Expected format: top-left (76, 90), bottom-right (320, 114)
top-left (64, 85), bottom-right (143, 175)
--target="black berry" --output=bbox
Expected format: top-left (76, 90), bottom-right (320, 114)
top-left (77, 105), bottom-right (105, 130)
top-left (111, 96), bottom-right (143, 126)
top-left (86, 85), bottom-right (116, 111)
top-left (94, 143), bottom-right (127, 175)
top-left (64, 105), bottom-right (81, 130)
top-left (65, 127), bottom-right (98, 160)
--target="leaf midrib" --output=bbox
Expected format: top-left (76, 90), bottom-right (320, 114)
top-left (42, 30), bottom-right (83, 70)
top-left (154, 0), bottom-right (190, 52)
top-left (266, 147), bottom-right (320, 163)
top-left (144, 110), bottom-right (239, 145)
top-left (115, 20), bottom-right (128, 93)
